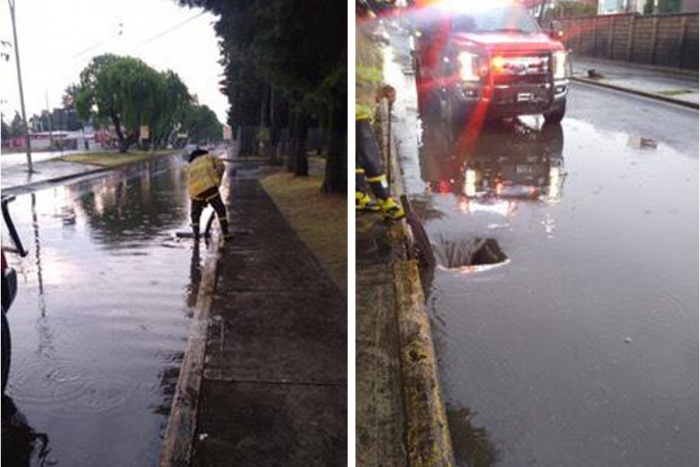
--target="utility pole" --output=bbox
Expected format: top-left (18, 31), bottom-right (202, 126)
top-left (8, 0), bottom-right (33, 173)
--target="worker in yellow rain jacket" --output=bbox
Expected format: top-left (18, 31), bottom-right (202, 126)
top-left (187, 147), bottom-right (232, 242)
top-left (356, 0), bottom-right (405, 220)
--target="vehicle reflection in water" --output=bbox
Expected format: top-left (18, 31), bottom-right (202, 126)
top-left (1, 395), bottom-right (51, 467)
top-left (418, 118), bottom-right (566, 212)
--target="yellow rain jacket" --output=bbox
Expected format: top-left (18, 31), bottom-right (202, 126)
top-left (187, 153), bottom-right (225, 200)
top-left (356, 24), bottom-right (383, 122)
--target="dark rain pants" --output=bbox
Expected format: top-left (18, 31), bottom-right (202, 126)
top-left (356, 120), bottom-right (390, 200)
top-left (190, 187), bottom-right (229, 237)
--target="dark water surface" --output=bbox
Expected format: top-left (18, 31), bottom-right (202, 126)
top-left (387, 35), bottom-right (698, 467)
top-left (2, 156), bottom-right (206, 466)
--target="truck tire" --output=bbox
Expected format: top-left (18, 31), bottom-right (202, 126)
top-left (2, 308), bottom-right (10, 394)
top-left (544, 99), bottom-right (566, 125)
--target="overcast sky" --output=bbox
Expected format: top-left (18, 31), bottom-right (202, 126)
top-left (0, 0), bottom-right (228, 124)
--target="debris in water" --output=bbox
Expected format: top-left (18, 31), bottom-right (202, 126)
top-left (627, 136), bottom-right (658, 150)
top-left (587, 69), bottom-right (604, 79)
top-left (623, 337), bottom-right (632, 344)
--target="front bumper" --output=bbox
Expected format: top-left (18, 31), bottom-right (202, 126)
top-left (449, 79), bottom-right (569, 117)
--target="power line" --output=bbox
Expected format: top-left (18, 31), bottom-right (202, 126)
top-left (130, 11), bottom-right (207, 52)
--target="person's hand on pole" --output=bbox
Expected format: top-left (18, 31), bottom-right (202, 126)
top-left (377, 85), bottom-right (396, 104)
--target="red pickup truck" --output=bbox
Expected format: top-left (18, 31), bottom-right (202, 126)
top-left (411, 1), bottom-right (571, 127)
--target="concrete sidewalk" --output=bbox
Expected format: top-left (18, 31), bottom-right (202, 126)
top-left (571, 56), bottom-right (699, 107)
top-left (161, 163), bottom-right (347, 467)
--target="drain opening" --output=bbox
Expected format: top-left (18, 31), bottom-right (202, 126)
top-left (433, 236), bottom-right (508, 269)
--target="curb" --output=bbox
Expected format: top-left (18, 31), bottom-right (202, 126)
top-left (394, 260), bottom-right (455, 467)
top-left (158, 226), bottom-right (221, 467)
top-left (378, 103), bottom-right (455, 467)
top-left (572, 77), bottom-right (699, 110)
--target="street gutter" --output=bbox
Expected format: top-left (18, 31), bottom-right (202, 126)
top-left (571, 77), bottom-right (699, 110)
top-left (380, 104), bottom-right (455, 467)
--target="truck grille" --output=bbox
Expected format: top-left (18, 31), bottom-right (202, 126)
top-left (492, 54), bottom-right (550, 86)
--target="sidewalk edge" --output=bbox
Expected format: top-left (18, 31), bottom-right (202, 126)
top-left (393, 261), bottom-right (454, 467)
top-left (572, 77), bottom-right (699, 109)
top-left (158, 238), bottom-right (220, 467)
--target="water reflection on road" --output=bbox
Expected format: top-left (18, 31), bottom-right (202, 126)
top-left (2, 156), bottom-right (207, 467)
top-left (395, 73), bottom-right (698, 466)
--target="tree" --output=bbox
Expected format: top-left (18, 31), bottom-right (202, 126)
top-left (658, 0), bottom-right (682, 13)
top-left (175, 0), bottom-right (347, 192)
top-left (547, 1), bottom-right (598, 18)
top-left (9, 111), bottom-right (25, 138)
top-left (1, 116), bottom-right (10, 141)
top-left (74, 54), bottom-right (165, 153)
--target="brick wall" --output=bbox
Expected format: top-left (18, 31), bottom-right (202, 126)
top-left (559, 13), bottom-right (699, 70)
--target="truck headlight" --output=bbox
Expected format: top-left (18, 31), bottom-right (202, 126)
top-left (552, 50), bottom-right (568, 80)
top-left (458, 51), bottom-right (480, 82)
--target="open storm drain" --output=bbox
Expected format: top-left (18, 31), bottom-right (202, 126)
top-left (433, 236), bottom-right (508, 271)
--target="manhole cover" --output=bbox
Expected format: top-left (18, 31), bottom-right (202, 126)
top-left (433, 236), bottom-right (508, 270)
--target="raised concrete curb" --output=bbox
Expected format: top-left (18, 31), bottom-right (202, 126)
top-left (394, 261), bottom-right (454, 467)
top-left (158, 237), bottom-right (220, 467)
top-left (378, 104), bottom-right (455, 467)
top-left (572, 77), bottom-right (699, 110)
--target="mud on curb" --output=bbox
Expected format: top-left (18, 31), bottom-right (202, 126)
top-left (394, 261), bottom-right (455, 467)
top-left (378, 102), bottom-right (455, 467)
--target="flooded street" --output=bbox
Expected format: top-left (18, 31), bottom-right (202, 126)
top-left (386, 33), bottom-right (699, 467)
top-left (2, 156), bottom-right (205, 466)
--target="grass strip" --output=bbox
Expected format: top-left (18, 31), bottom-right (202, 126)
top-left (657, 89), bottom-right (693, 96)
top-left (61, 150), bottom-right (175, 167)
top-left (260, 171), bottom-right (347, 294)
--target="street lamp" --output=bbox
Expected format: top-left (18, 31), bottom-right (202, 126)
top-left (7, 0), bottom-right (33, 173)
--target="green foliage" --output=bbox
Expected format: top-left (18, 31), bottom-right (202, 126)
top-left (658, 0), bottom-right (682, 13)
top-left (73, 54), bottom-right (214, 151)
top-left (547, 0), bottom-right (597, 18)
top-left (182, 103), bottom-right (222, 143)
top-left (1, 116), bottom-right (10, 140)
top-left (644, 0), bottom-right (655, 14)
top-left (9, 111), bottom-right (25, 138)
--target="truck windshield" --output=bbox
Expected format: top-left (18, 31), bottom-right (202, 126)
top-left (451, 6), bottom-right (541, 34)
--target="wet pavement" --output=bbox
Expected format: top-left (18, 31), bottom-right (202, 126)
top-left (1, 155), bottom-right (203, 466)
top-left (182, 168), bottom-right (347, 467)
top-left (385, 31), bottom-right (698, 467)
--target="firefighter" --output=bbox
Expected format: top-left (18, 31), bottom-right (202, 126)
top-left (356, 0), bottom-right (405, 220)
top-left (187, 147), bottom-right (232, 242)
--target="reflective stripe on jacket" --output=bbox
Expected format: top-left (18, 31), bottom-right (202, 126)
top-left (187, 154), bottom-right (225, 200)
top-left (356, 25), bottom-right (383, 121)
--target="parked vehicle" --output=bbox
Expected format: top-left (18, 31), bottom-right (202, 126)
top-left (2, 196), bottom-right (28, 394)
top-left (411, 0), bottom-right (572, 126)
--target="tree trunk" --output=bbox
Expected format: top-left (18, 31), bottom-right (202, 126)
top-left (286, 109), bottom-right (296, 172)
top-left (322, 106), bottom-right (347, 193)
top-left (112, 115), bottom-right (128, 153)
top-left (294, 112), bottom-right (309, 177)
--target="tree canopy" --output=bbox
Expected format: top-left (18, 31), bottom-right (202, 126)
top-left (74, 54), bottom-right (219, 152)
top-left (175, 0), bottom-right (347, 192)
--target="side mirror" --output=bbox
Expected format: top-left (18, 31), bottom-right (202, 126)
top-left (548, 20), bottom-right (565, 41)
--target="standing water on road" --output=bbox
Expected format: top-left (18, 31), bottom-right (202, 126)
top-left (385, 31), bottom-right (698, 467)
top-left (2, 156), bottom-right (208, 466)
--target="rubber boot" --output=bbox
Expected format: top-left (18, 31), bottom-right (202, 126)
top-left (220, 219), bottom-right (234, 243)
